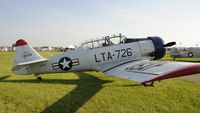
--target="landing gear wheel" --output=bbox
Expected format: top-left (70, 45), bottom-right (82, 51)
top-left (34, 74), bottom-right (42, 81)
top-left (142, 82), bottom-right (154, 86)
top-left (36, 77), bottom-right (42, 81)
top-left (188, 52), bottom-right (193, 58)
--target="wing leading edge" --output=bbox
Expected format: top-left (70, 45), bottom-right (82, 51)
top-left (103, 60), bottom-right (200, 84)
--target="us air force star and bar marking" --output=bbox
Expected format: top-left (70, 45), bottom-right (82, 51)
top-left (58, 57), bottom-right (73, 71)
top-left (52, 57), bottom-right (80, 70)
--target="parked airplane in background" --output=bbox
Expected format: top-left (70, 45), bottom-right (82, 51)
top-left (12, 34), bottom-right (200, 86)
top-left (170, 47), bottom-right (200, 60)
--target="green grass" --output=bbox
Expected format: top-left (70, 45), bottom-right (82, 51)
top-left (0, 52), bottom-right (200, 113)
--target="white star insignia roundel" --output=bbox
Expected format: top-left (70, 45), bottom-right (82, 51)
top-left (60, 58), bottom-right (71, 69)
top-left (58, 57), bottom-right (72, 71)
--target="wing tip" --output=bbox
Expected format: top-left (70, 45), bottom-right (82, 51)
top-left (143, 64), bottom-right (200, 83)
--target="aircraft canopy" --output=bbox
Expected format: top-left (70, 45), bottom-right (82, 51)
top-left (80, 34), bottom-right (126, 49)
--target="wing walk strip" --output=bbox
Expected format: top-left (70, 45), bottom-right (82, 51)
top-left (125, 71), bottom-right (159, 76)
top-left (102, 59), bottom-right (140, 73)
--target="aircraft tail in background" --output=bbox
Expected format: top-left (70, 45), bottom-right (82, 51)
top-left (170, 47), bottom-right (181, 59)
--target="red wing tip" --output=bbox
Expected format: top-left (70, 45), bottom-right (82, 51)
top-left (143, 64), bottom-right (200, 83)
top-left (16, 39), bottom-right (28, 46)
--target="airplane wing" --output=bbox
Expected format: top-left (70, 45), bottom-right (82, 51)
top-left (103, 60), bottom-right (200, 84)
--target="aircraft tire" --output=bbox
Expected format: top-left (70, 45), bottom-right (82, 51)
top-left (142, 82), bottom-right (154, 86)
top-left (36, 77), bottom-right (42, 81)
top-left (188, 52), bottom-right (193, 58)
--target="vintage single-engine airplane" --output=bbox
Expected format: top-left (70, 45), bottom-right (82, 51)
top-left (12, 34), bottom-right (200, 86)
top-left (170, 47), bottom-right (200, 60)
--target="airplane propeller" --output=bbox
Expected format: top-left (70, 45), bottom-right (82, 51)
top-left (163, 42), bottom-right (176, 47)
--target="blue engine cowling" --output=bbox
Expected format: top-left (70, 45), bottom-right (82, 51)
top-left (148, 36), bottom-right (166, 60)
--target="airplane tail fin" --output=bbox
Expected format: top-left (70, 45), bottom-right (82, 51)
top-left (170, 47), bottom-right (181, 58)
top-left (13, 39), bottom-right (47, 74)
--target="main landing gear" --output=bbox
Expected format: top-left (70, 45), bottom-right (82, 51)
top-left (141, 82), bottom-right (154, 86)
top-left (34, 74), bottom-right (43, 81)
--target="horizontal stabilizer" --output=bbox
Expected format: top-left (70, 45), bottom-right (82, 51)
top-left (12, 58), bottom-right (48, 72)
top-left (17, 58), bottom-right (48, 66)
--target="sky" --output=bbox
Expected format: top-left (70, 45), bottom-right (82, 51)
top-left (1, 0), bottom-right (200, 47)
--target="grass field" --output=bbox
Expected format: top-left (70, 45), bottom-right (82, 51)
top-left (1, 52), bottom-right (200, 113)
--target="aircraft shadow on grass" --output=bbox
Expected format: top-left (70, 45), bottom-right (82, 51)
top-left (0, 75), bottom-right (11, 81)
top-left (0, 73), bottom-right (113, 113)
top-left (0, 73), bottom-right (142, 113)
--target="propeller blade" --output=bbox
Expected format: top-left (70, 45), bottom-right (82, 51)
top-left (163, 42), bottom-right (176, 47)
